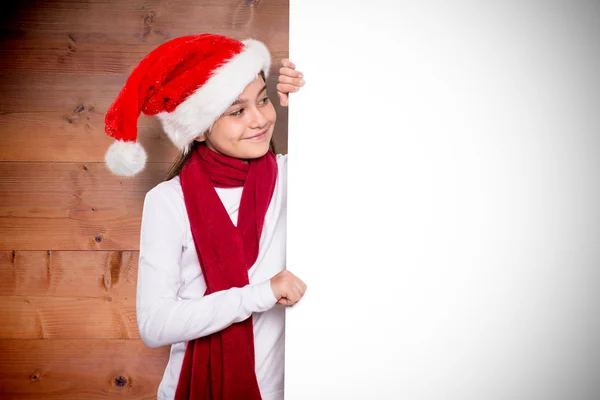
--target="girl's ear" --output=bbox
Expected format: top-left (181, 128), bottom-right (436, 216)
top-left (195, 126), bottom-right (211, 143)
top-left (194, 123), bottom-right (214, 143)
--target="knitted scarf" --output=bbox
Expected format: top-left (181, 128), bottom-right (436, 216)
top-left (175, 144), bottom-right (278, 400)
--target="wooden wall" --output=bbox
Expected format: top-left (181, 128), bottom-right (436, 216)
top-left (0, 1), bottom-right (289, 398)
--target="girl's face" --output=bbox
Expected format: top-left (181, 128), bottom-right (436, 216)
top-left (196, 73), bottom-right (276, 160)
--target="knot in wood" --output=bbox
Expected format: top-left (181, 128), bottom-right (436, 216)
top-left (30, 370), bottom-right (41, 381)
top-left (144, 11), bottom-right (155, 24)
top-left (114, 375), bottom-right (128, 387)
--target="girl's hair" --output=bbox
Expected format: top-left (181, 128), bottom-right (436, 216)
top-left (164, 70), bottom-right (275, 182)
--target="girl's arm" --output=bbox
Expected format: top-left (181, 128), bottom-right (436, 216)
top-left (135, 186), bottom-right (277, 348)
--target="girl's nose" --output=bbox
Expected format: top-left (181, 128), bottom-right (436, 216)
top-left (249, 107), bottom-right (268, 128)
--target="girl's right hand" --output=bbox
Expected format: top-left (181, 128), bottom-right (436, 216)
top-left (270, 270), bottom-right (307, 306)
top-left (277, 59), bottom-right (305, 107)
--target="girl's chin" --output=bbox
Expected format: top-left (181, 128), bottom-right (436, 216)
top-left (240, 142), bottom-right (272, 159)
top-left (216, 141), bottom-right (271, 160)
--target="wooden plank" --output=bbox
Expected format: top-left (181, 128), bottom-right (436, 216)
top-left (0, 35), bottom-right (288, 75)
top-left (0, 122), bottom-right (179, 163)
top-left (0, 73), bottom-right (288, 161)
top-left (0, 339), bottom-right (169, 399)
top-left (0, 251), bottom-right (137, 297)
top-left (0, 0), bottom-right (288, 74)
top-left (0, 250), bottom-right (139, 339)
top-left (0, 72), bottom-right (127, 107)
top-left (1, 0), bottom-right (288, 35)
top-left (0, 163), bottom-right (169, 251)
top-left (0, 296), bottom-right (138, 339)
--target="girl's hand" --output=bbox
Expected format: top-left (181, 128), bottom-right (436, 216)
top-left (277, 59), bottom-right (305, 107)
top-left (270, 270), bottom-right (307, 306)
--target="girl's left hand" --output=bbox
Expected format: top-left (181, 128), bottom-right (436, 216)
top-left (277, 59), bottom-right (305, 107)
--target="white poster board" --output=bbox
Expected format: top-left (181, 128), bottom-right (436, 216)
top-left (285, 1), bottom-right (600, 399)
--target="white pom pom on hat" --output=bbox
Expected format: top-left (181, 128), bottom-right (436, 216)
top-left (103, 34), bottom-right (271, 177)
top-left (104, 140), bottom-right (147, 177)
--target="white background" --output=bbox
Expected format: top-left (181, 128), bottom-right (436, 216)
top-left (285, 1), bottom-right (600, 399)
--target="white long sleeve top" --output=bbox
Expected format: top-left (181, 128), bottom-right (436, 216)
top-left (136, 154), bottom-right (288, 400)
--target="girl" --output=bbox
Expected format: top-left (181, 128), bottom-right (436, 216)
top-left (103, 34), bottom-right (306, 400)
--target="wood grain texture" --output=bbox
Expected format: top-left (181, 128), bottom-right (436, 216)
top-left (0, 296), bottom-right (138, 339)
top-left (0, 163), bottom-right (169, 250)
top-left (0, 339), bottom-right (169, 399)
top-left (0, 251), bottom-right (139, 339)
top-left (1, 0), bottom-right (288, 36)
top-left (0, 251), bottom-right (137, 297)
top-left (0, 0), bottom-right (289, 75)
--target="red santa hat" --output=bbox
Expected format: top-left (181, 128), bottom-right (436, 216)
top-left (104, 34), bottom-right (271, 176)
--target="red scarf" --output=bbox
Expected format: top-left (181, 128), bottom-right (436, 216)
top-left (175, 144), bottom-right (277, 400)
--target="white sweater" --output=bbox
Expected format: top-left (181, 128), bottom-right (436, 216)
top-left (136, 154), bottom-right (288, 400)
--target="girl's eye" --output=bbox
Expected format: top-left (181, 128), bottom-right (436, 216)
top-left (230, 108), bottom-right (243, 117)
top-left (259, 96), bottom-right (270, 105)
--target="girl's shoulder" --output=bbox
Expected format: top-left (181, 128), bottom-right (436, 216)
top-left (276, 153), bottom-right (288, 169)
top-left (144, 175), bottom-right (185, 210)
top-left (150, 175), bottom-right (182, 195)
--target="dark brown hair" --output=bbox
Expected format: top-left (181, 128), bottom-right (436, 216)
top-left (164, 70), bottom-right (275, 181)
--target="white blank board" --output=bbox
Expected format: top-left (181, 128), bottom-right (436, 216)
top-left (285, 1), bottom-right (600, 399)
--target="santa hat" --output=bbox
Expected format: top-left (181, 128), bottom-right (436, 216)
top-left (104, 34), bottom-right (271, 177)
